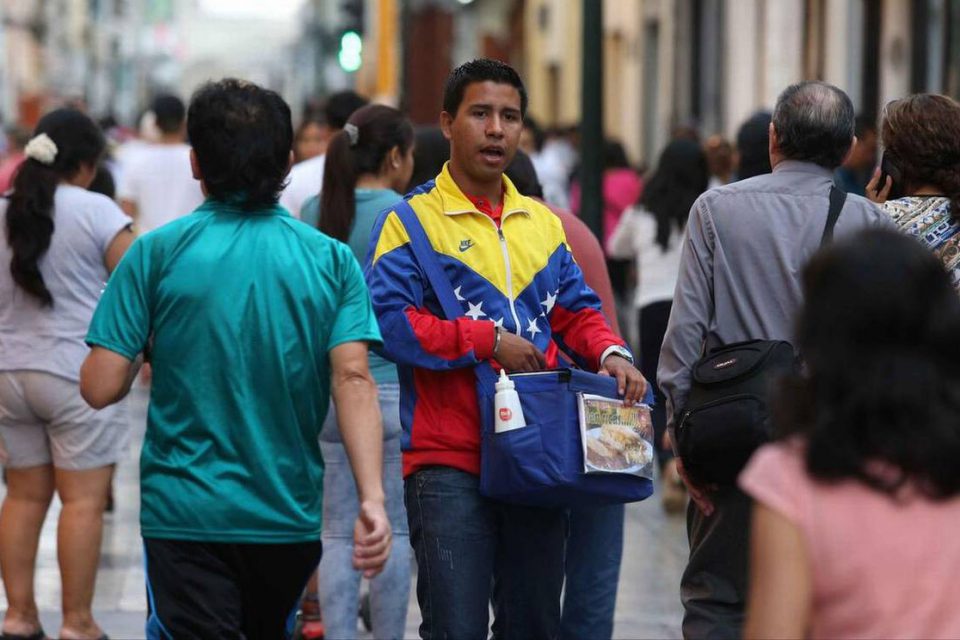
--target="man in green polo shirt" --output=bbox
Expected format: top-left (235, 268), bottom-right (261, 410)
top-left (79, 78), bottom-right (391, 639)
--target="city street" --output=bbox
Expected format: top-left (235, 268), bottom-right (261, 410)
top-left (0, 385), bottom-right (687, 639)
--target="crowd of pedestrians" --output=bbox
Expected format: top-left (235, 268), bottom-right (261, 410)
top-left (0, 55), bottom-right (959, 640)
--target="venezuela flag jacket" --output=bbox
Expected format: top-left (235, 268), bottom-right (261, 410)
top-left (365, 164), bottom-right (627, 477)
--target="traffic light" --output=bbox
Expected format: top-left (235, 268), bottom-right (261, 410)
top-left (338, 0), bottom-right (365, 73)
top-left (341, 0), bottom-right (365, 35)
top-left (338, 31), bottom-right (363, 73)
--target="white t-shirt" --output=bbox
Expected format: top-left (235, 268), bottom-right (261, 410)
top-left (117, 142), bottom-right (205, 233)
top-left (607, 205), bottom-right (685, 309)
top-left (0, 185), bottom-right (132, 381)
top-left (279, 154), bottom-right (325, 218)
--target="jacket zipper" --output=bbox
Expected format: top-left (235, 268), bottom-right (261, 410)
top-left (483, 215), bottom-right (523, 335)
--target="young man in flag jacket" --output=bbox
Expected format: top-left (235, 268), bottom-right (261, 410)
top-left (365, 59), bottom-right (646, 639)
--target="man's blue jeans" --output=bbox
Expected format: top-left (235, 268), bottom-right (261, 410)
top-left (404, 466), bottom-right (567, 640)
top-left (560, 504), bottom-right (625, 640)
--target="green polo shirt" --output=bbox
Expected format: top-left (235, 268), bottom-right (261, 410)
top-left (87, 198), bottom-right (381, 543)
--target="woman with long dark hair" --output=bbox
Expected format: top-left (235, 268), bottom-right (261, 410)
top-left (743, 229), bottom-right (960, 638)
top-left (607, 138), bottom-right (709, 512)
top-left (569, 140), bottom-right (644, 301)
top-left (298, 104), bottom-right (414, 640)
top-left (0, 109), bottom-right (134, 640)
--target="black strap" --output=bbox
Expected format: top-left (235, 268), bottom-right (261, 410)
top-left (820, 186), bottom-right (846, 246)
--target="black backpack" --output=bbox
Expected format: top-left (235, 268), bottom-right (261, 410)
top-left (675, 187), bottom-right (846, 486)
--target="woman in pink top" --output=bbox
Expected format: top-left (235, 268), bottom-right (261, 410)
top-left (569, 140), bottom-right (643, 301)
top-left (741, 229), bottom-right (960, 640)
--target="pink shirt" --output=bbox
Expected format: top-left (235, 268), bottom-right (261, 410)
top-left (740, 442), bottom-right (960, 640)
top-left (0, 152), bottom-right (25, 193)
top-left (569, 168), bottom-right (643, 250)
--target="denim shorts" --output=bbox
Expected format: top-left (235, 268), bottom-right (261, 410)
top-left (0, 370), bottom-right (129, 469)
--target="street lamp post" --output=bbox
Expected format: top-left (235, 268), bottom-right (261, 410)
top-left (580, 0), bottom-right (604, 240)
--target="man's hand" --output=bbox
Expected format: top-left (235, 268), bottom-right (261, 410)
top-left (352, 500), bottom-right (392, 578)
top-left (675, 457), bottom-right (715, 516)
top-left (598, 354), bottom-right (647, 406)
top-left (495, 330), bottom-right (547, 372)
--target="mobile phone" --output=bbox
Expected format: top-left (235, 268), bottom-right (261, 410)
top-left (877, 152), bottom-right (903, 199)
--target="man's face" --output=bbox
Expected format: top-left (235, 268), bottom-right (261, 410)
top-left (441, 81), bottom-right (523, 185)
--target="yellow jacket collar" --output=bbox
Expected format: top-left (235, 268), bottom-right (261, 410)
top-left (435, 162), bottom-right (531, 219)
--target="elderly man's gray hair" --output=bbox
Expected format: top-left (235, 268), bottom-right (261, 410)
top-left (772, 81), bottom-right (855, 170)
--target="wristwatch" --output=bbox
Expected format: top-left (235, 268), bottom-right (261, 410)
top-left (600, 345), bottom-right (634, 366)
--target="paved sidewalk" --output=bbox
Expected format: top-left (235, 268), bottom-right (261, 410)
top-left (2, 385), bottom-right (687, 639)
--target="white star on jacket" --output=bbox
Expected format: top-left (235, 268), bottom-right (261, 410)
top-left (541, 291), bottom-right (558, 314)
top-left (465, 300), bottom-right (487, 320)
top-left (493, 317), bottom-right (505, 328)
top-left (526, 317), bottom-right (541, 338)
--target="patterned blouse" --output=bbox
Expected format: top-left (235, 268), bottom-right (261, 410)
top-left (883, 196), bottom-right (960, 291)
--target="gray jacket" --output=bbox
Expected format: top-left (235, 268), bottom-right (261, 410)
top-left (658, 160), bottom-right (894, 434)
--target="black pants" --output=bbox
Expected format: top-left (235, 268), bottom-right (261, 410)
top-left (638, 300), bottom-right (673, 468)
top-left (606, 257), bottom-right (632, 301)
top-left (144, 537), bottom-right (322, 640)
top-left (680, 487), bottom-right (752, 639)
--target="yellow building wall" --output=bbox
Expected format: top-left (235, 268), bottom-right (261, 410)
top-left (523, 0), bottom-right (582, 126)
top-left (524, 0), bottom-right (651, 164)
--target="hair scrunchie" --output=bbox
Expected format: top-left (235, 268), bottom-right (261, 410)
top-left (24, 133), bottom-right (58, 165)
top-left (343, 123), bottom-right (359, 147)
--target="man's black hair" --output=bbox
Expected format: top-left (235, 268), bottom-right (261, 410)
top-left (187, 78), bottom-right (292, 210)
top-left (772, 81), bottom-right (855, 170)
top-left (442, 59), bottom-right (528, 118)
top-left (151, 94), bottom-right (186, 135)
top-left (323, 91), bottom-right (368, 130)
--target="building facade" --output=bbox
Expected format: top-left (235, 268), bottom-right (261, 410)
top-left (523, 0), bottom-right (960, 168)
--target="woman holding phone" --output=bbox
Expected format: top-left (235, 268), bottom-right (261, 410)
top-left (867, 93), bottom-right (960, 291)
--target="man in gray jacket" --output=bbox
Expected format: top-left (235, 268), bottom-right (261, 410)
top-left (658, 81), bottom-right (894, 638)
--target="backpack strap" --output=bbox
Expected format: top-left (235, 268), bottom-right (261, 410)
top-left (392, 200), bottom-right (464, 321)
top-left (820, 186), bottom-right (847, 246)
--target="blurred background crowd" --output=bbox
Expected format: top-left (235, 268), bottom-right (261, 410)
top-left (0, 0), bottom-right (958, 183)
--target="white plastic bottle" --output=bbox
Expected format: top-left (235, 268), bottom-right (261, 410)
top-left (494, 369), bottom-right (527, 433)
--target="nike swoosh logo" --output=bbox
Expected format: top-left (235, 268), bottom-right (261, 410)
top-left (459, 240), bottom-right (475, 252)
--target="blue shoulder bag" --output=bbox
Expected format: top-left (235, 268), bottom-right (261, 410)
top-left (393, 201), bottom-right (654, 508)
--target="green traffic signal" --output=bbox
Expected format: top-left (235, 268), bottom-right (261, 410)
top-left (338, 31), bottom-right (363, 72)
